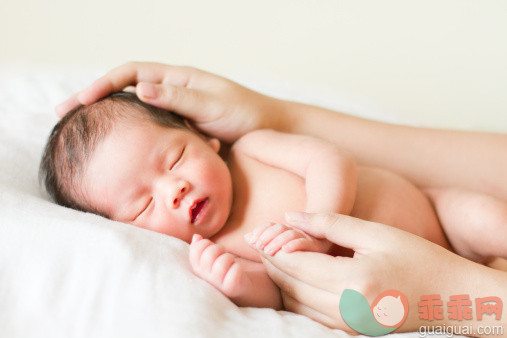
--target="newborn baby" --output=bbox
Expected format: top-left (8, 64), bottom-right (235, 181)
top-left (40, 92), bottom-right (450, 309)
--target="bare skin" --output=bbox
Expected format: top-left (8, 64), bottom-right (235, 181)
top-left (57, 62), bottom-right (506, 262)
top-left (56, 62), bottom-right (507, 202)
top-left (251, 212), bottom-right (507, 336)
top-left (57, 62), bottom-right (507, 335)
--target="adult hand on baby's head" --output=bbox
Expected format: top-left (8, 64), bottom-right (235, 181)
top-left (251, 212), bottom-right (499, 334)
top-left (56, 62), bottom-right (285, 142)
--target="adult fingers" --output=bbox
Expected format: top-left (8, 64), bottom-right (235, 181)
top-left (55, 93), bottom-right (81, 117)
top-left (78, 62), bottom-right (197, 104)
top-left (135, 82), bottom-right (218, 122)
top-left (259, 254), bottom-right (344, 325)
top-left (258, 250), bottom-right (349, 297)
top-left (55, 62), bottom-right (204, 115)
top-left (285, 212), bottom-right (388, 253)
top-left (281, 293), bottom-right (341, 330)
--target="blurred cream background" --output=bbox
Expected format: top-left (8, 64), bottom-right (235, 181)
top-left (1, 0), bottom-right (506, 132)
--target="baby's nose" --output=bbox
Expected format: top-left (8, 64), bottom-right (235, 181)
top-left (171, 180), bottom-right (190, 209)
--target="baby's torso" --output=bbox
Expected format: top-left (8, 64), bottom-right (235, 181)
top-left (210, 151), bottom-right (306, 261)
top-left (210, 150), bottom-right (447, 261)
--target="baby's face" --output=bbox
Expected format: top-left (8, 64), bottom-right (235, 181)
top-left (82, 119), bottom-right (233, 242)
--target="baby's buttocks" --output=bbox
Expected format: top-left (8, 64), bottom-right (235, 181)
top-left (352, 167), bottom-right (448, 248)
top-left (210, 149), bottom-right (306, 262)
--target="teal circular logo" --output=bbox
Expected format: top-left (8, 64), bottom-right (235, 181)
top-left (339, 289), bottom-right (408, 336)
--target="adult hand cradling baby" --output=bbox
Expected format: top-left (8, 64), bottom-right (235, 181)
top-left (57, 62), bottom-right (507, 335)
top-left (249, 211), bottom-right (507, 333)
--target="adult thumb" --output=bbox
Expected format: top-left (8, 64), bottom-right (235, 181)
top-left (137, 82), bottom-right (208, 121)
top-left (285, 212), bottom-right (385, 252)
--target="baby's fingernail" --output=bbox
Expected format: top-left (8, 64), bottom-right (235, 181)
top-left (244, 232), bottom-right (254, 244)
top-left (138, 83), bottom-right (157, 99)
top-left (256, 241), bottom-right (265, 250)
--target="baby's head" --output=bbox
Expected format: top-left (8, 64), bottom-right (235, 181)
top-left (40, 92), bottom-right (233, 242)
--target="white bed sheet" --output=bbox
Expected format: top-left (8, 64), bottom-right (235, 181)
top-left (0, 65), bottom-right (444, 338)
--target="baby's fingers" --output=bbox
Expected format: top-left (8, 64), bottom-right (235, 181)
top-left (222, 262), bottom-right (246, 297)
top-left (262, 230), bottom-right (306, 256)
top-left (189, 235), bottom-right (214, 268)
top-left (211, 253), bottom-right (236, 285)
top-left (199, 242), bottom-right (227, 272)
top-left (281, 238), bottom-right (317, 253)
top-left (256, 223), bottom-right (292, 250)
top-left (244, 222), bottom-right (275, 247)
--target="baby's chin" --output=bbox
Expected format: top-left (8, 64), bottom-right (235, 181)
top-left (205, 199), bottom-right (232, 237)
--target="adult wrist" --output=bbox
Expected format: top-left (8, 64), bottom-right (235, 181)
top-left (411, 254), bottom-right (506, 335)
top-left (262, 97), bottom-right (299, 134)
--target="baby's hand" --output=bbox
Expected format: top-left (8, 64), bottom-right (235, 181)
top-left (244, 222), bottom-right (331, 256)
top-left (189, 234), bottom-right (250, 298)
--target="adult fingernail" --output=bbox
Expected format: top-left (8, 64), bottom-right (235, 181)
top-left (285, 211), bottom-right (309, 223)
top-left (138, 83), bottom-right (157, 99)
top-left (191, 234), bottom-right (199, 243)
top-left (76, 91), bottom-right (86, 103)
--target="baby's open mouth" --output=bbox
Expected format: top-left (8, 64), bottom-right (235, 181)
top-left (190, 198), bottom-right (209, 224)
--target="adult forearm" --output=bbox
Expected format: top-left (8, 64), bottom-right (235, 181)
top-left (277, 100), bottom-right (507, 200)
top-left (410, 258), bottom-right (507, 337)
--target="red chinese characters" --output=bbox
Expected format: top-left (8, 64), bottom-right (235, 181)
top-left (476, 297), bottom-right (503, 320)
top-left (418, 294), bottom-right (444, 321)
top-left (418, 294), bottom-right (503, 322)
top-left (447, 294), bottom-right (473, 321)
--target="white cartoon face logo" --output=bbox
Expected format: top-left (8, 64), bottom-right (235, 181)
top-left (372, 295), bottom-right (405, 327)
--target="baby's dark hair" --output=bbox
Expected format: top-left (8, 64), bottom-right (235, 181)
top-left (39, 92), bottom-right (188, 214)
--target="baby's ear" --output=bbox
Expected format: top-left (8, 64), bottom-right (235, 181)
top-left (208, 138), bottom-right (221, 153)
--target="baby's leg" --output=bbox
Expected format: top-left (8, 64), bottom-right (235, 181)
top-left (425, 188), bottom-right (507, 263)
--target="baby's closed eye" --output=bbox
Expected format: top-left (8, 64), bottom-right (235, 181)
top-left (133, 197), bottom-right (154, 221)
top-left (169, 146), bottom-right (185, 170)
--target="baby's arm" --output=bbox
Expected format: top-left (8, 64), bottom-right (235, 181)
top-left (189, 235), bottom-right (282, 309)
top-left (232, 129), bottom-right (357, 215)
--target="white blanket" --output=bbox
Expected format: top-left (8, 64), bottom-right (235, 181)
top-left (0, 66), bottom-right (433, 338)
